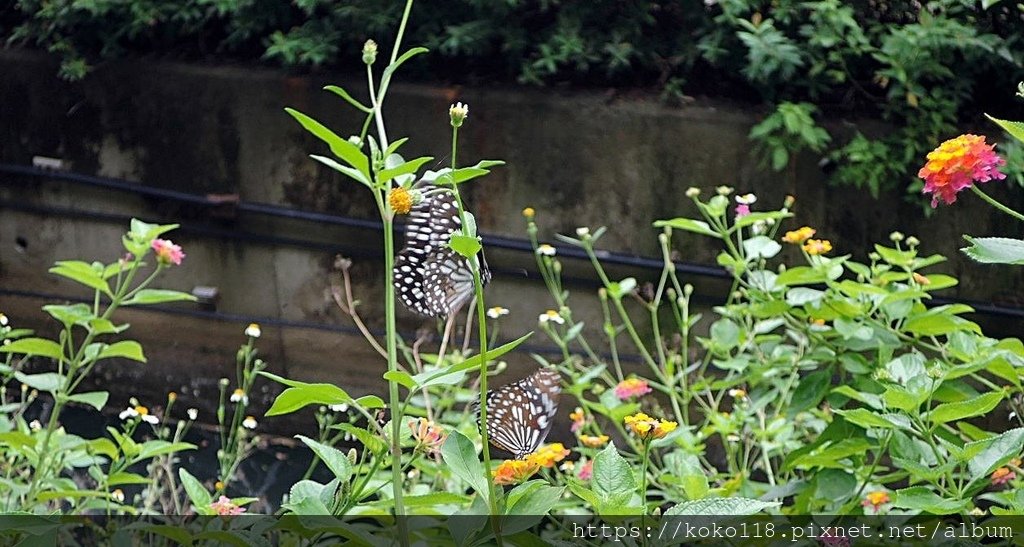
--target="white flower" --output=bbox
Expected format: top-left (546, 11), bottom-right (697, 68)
top-left (141, 414), bottom-right (159, 425)
top-left (29, 420), bottom-right (41, 431)
top-left (538, 310), bottom-right (565, 325)
top-left (230, 389), bottom-right (248, 404)
top-left (111, 489), bottom-right (125, 503)
top-left (329, 403), bottom-right (349, 413)
top-left (536, 244), bottom-right (556, 256)
top-left (449, 102), bottom-right (469, 127)
top-left (685, 187), bottom-right (700, 198)
top-left (242, 416), bottom-right (258, 429)
top-left (244, 323), bottom-right (261, 338)
top-left (487, 306), bottom-right (509, 319)
top-left (0, 313), bottom-right (7, 326)
top-left (575, 227), bottom-right (590, 237)
top-left (119, 407), bottom-right (139, 421)
top-left (716, 185), bottom-right (734, 196)
top-left (735, 193), bottom-right (757, 205)
top-left (187, 408), bottom-right (199, 420)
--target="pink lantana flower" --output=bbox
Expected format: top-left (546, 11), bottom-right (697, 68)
top-left (918, 134), bottom-right (1006, 207)
top-left (151, 239), bottom-right (185, 266)
top-left (614, 378), bottom-right (652, 400)
top-left (578, 460), bottom-right (593, 481)
top-left (210, 495), bottom-right (245, 515)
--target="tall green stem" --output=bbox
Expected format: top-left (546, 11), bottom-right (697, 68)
top-left (448, 125), bottom-right (502, 538)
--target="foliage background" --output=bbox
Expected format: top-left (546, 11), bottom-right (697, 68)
top-left (3, 0), bottom-right (1024, 201)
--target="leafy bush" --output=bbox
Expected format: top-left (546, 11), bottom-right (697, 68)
top-left (4, 1), bottom-right (1023, 204)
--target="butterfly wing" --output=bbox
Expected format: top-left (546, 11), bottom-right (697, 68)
top-left (479, 368), bottom-right (561, 459)
top-left (395, 182), bottom-right (490, 318)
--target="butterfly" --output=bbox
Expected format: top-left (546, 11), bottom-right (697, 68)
top-left (394, 181), bottom-right (491, 317)
top-left (477, 368), bottom-right (561, 459)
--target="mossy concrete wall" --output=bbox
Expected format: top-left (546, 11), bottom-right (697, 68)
top-left (1, 51), bottom-right (1021, 429)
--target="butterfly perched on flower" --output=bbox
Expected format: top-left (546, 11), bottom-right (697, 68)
top-left (477, 368), bottom-right (561, 459)
top-left (394, 181), bottom-right (491, 317)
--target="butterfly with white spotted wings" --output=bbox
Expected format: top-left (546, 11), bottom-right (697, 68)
top-left (394, 181), bottom-right (491, 318)
top-left (477, 368), bottom-right (561, 459)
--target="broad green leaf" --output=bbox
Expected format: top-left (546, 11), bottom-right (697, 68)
top-left (449, 235), bottom-right (482, 258)
top-left (592, 442), bottom-right (635, 499)
top-left (414, 333), bottom-right (533, 387)
top-left (42, 304), bottom-right (92, 329)
top-left (966, 428), bottom-right (1024, 481)
top-left (381, 47), bottom-right (429, 85)
top-left (378, 156), bottom-right (434, 185)
top-left (789, 370), bottom-right (831, 415)
top-left (285, 108), bottom-right (369, 177)
top-left (49, 261), bottom-right (112, 296)
top-left (733, 210), bottom-right (793, 229)
top-left (67, 391), bottom-right (109, 411)
top-left (93, 341), bottom-right (146, 363)
top-left (107, 471), bottom-right (152, 486)
top-left (928, 391), bottom-right (1003, 425)
top-left (14, 372), bottom-right (63, 393)
top-left (382, 371), bottom-right (415, 389)
top-left (122, 289), bottom-right (197, 306)
top-left (179, 468), bottom-right (212, 510)
top-left (1, 338), bottom-right (64, 360)
top-left (892, 486), bottom-right (967, 514)
top-left (296, 435), bottom-right (352, 482)
top-left (264, 385), bottom-right (352, 416)
top-left (834, 408), bottom-right (896, 430)
top-left (441, 430), bottom-right (488, 497)
top-left (354, 395), bottom-right (384, 409)
top-left (137, 440), bottom-right (196, 460)
top-left (664, 497), bottom-right (780, 516)
top-left (742, 235), bottom-right (782, 259)
top-left (436, 167), bottom-right (490, 185)
top-left (775, 266), bottom-right (827, 287)
top-left (987, 114), bottom-right (1024, 143)
top-left (652, 218), bottom-right (720, 238)
top-left (789, 438), bottom-right (873, 469)
top-left (281, 480), bottom-right (330, 515)
top-left (961, 236), bottom-right (1024, 265)
top-left (505, 480), bottom-right (564, 515)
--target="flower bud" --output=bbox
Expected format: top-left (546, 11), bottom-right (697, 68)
top-left (685, 187), bottom-right (700, 198)
top-left (889, 231), bottom-right (905, 243)
top-left (362, 40), bottom-right (378, 65)
top-left (449, 102), bottom-right (469, 128)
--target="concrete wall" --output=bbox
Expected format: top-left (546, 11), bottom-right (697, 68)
top-left (1, 50), bottom-right (1021, 429)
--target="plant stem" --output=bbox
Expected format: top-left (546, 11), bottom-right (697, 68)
top-left (971, 185), bottom-right (1024, 223)
top-left (448, 124), bottom-right (502, 538)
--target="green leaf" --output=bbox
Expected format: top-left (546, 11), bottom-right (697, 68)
top-left (834, 408), bottom-right (897, 430)
top-left (966, 427), bottom-right (1024, 481)
top-left (48, 261), bottom-right (112, 296)
top-left (323, 85), bottom-right (371, 113)
top-left (505, 480), bottom-right (564, 515)
top-left (788, 369), bottom-right (831, 415)
top-left (987, 114), bottom-right (1024, 143)
top-left (14, 372), bottom-right (63, 393)
top-left (664, 497), bottom-right (780, 516)
top-left (742, 235), bottom-right (782, 259)
top-left (961, 236), bottom-right (1024, 265)
top-left (412, 333), bottom-right (533, 388)
top-left (296, 435), bottom-right (352, 483)
top-left (652, 218), bottom-right (720, 238)
top-left (258, 372), bottom-right (355, 416)
top-left (592, 442), bottom-right (635, 499)
top-left (449, 235), bottom-right (482, 258)
top-left (892, 487), bottom-right (966, 514)
top-left (97, 341), bottom-right (146, 363)
top-left (42, 303), bottom-right (92, 330)
top-left (137, 440), bottom-right (196, 460)
top-left (378, 156), bottom-right (434, 185)
top-left (178, 468), bottom-right (212, 510)
top-left (382, 371), bottom-right (415, 389)
top-left (107, 471), bottom-right (151, 486)
top-left (355, 395), bottom-right (385, 409)
top-left (309, 154), bottom-right (371, 186)
top-left (332, 423), bottom-right (386, 454)
top-left (775, 266), bottom-right (827, 287)
top-left (1, 338), bottom-right (64, 360)
top-left (67, 391), bottom-right (109, 411)
top-left (436, 167), bottom-right (490, 185)
top-left (122, 289), bottom-right (197, 306)
top-left (285, 108), bottom-right (369, 178)
top-left (441, 430), bottom-right (487, 497)
top-left (928, 392), bottom-right (1004, 425)
top-left (381, 47), bottom-right (429, 84)
top-left (281, 480), bottom-right (330, 515)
